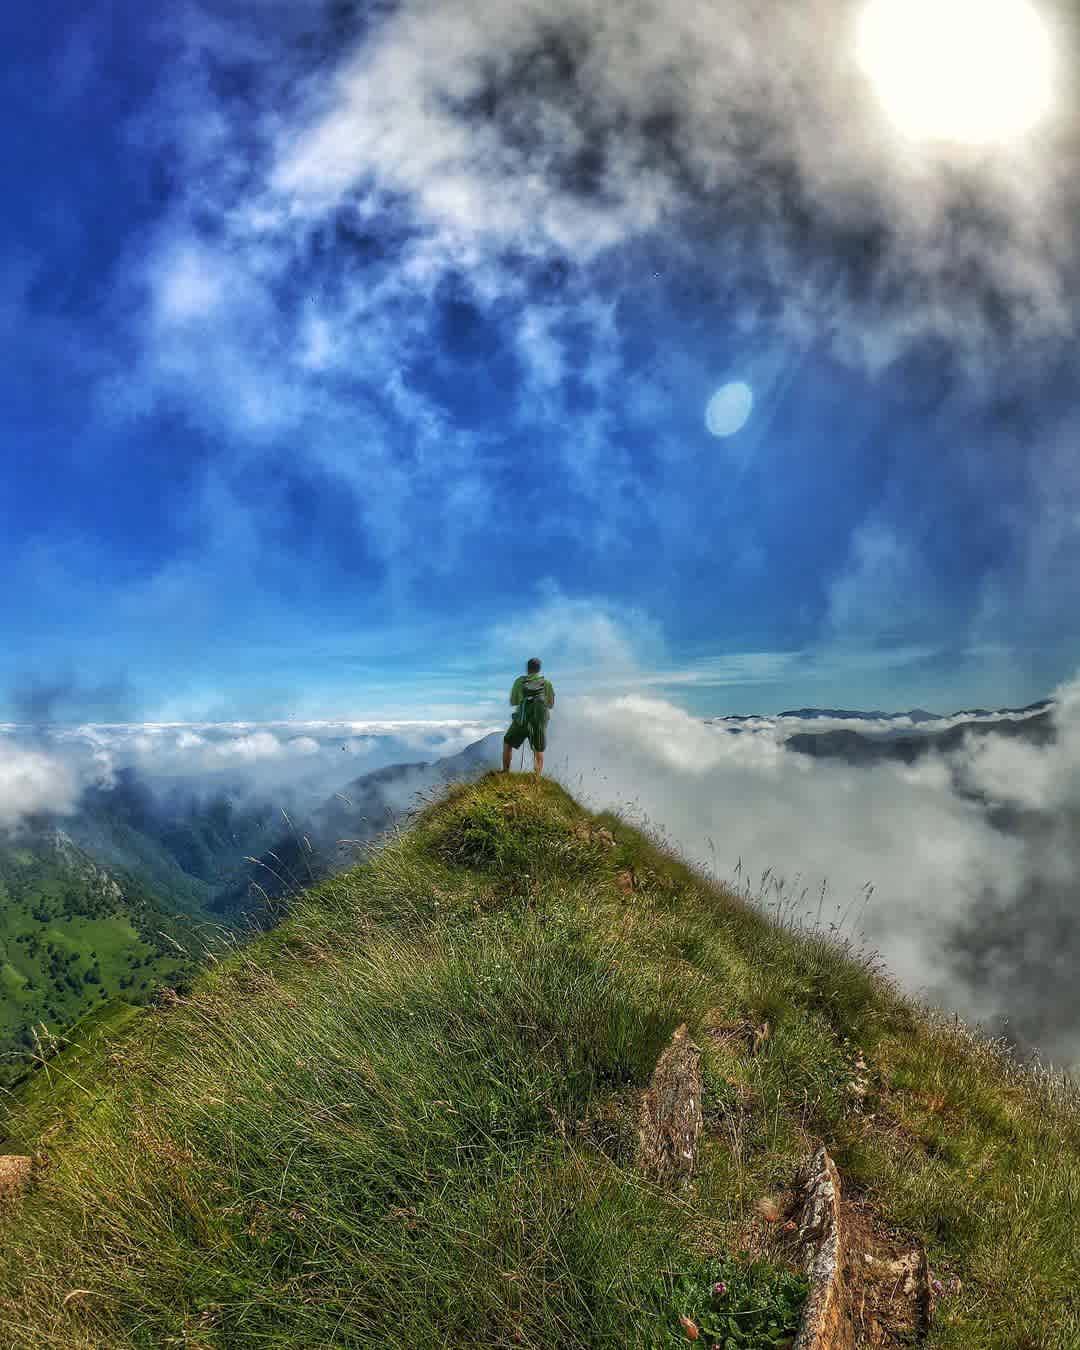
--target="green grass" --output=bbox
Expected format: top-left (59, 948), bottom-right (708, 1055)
top-left (0, 774), bottom-right (1076, 1348)
top-left (0, 997), bottom-right (146, 1152)
top-left (0, 842), bottom-right (200, 1089)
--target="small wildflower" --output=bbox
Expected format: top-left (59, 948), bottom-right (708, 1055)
top-left (930, 1278), bottom-right (945, 1297)
top-left (712, 1280), bottom-right (727, 1298)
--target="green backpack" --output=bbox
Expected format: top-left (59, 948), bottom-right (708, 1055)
top-left (516, 675), bottom-right (549, 725)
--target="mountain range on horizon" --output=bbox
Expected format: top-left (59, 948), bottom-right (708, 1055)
top-left (780, 702), bottom-right (1056, 766)
top-left (714, 697), bottom-right (1054, 725)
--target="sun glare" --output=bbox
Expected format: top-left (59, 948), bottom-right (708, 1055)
top-left (856, 0), bottom-right (1055, 144)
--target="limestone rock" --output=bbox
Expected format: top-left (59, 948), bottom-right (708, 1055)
top-left (0, 1156), bottom-right (32, 1208)
top-left (637, 1024), bottom-right (703, 1186)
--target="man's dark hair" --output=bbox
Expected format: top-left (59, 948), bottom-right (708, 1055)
top-left (527, 657), bottom-right (542, 673)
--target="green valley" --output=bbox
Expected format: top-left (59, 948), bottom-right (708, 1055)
top-left (0, 833), bottom-right (200, 1089)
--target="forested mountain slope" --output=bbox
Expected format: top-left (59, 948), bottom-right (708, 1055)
top-left (0, 831), bottom-right (200, 1087)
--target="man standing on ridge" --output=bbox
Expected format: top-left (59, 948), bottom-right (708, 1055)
top-left (502, 657), bottom-right (555, 776)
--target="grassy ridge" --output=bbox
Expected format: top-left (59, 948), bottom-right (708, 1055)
top-left (0, 775), bottom-right (1077, 1348)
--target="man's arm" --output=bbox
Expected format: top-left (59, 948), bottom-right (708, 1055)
top-left (510, 676), bottom-right (523, 706)
top-left (546, 681), bottom-right (555, 708)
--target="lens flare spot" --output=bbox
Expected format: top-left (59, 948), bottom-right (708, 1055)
top-left (706, 382), bottom-right (754, 438)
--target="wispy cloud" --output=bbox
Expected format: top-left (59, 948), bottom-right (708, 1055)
top-left (8, 0), bottom-right (1079, 710)
top-left (266, 0), bottom-right (1079, 364)
top-left (119, 0), bottom-right (1080, 461)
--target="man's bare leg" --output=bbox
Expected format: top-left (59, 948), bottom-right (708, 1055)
top-left (502, 741), bottom-right (513, 772)
top-left (533, 751), bottom-right (544, 776)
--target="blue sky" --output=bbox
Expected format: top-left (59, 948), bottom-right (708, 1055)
top-left (4, 0), bottom-right (1080, 721)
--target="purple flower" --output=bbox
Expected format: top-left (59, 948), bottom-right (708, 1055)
top-left (712, 1281), bottom-right (727, 1298)
top-left (930, 1278), bottom-right (945, 1297)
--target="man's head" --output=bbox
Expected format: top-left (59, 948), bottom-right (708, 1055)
top-left (527, 657), bottom-right (542, 674)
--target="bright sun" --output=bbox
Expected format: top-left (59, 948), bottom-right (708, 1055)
top-left (856, 0), bottom-right (1055, 144)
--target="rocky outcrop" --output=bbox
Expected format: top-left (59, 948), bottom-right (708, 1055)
top-left (794, 1146), bottom-right (933, 1348)
top-left (795, 1146), bottom-right (851, 1350)
top-left (0, 1155), bottom-right (32, 1208)
top-left (637, 1024), bottom-right (702, 1186)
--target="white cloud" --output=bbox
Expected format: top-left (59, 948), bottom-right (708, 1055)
top-left (555, 696), bottom-right (1019, 1013)
top-left (957, 671), bottom-right (1080, 812)
top-left (0, 720), bottom-right (501, 826)
top-left (489, 588), bottom-right (666, 679)
top-left (0, 746), bottom-right (80, 830)
top-left (111, 0), bottom-right (1080, 534)
top-left (70, 0), bottom-right (1078, 687)
top-left (154, 243), bottom-right (226, 323)
top-left (261, 0), bottom-right (1078, 368)
top-left (826, 520), bottom-right (940, 641)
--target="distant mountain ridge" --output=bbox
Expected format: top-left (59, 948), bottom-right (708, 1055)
top-left (776, 707), bottom-right (939, 722)
top-left (718, 699), bottom-right (1052, 725)
top-left (782, 704), bottom-right (1055, 767)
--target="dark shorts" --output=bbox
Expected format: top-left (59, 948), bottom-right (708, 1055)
top-left (504, 716), bottom-right (547, 752)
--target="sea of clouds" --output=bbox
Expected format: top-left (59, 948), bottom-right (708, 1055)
top-left (551, 677), bottom-right (1080, 1070)
top-left (2, 679), bottom-right (1077, 1069)
top-left (0, 719), bottom-right (498, 828)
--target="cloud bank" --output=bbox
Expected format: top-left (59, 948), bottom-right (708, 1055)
top-left (546, 673), bottom-right (1080, 1070)
top-left (0, 746), bottom-right (81, 831)
top-left (0, 719), bottom-right (499, 824)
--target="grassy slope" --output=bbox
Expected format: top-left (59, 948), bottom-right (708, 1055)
top-left (0, 997), bottom-right (146, 1149)
top-left (0, 775), bottom-right (1077, 1349)
top-left (0, 842), bottom-right (202, 1088)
